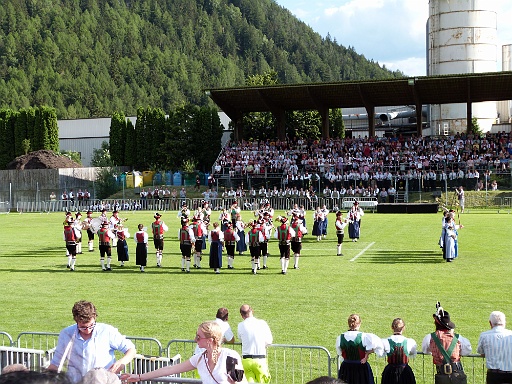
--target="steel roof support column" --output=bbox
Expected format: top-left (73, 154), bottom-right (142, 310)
top-left (319, 106), bottom-right (329, 140)
top-left (274, 109), bottom-right (286, 141)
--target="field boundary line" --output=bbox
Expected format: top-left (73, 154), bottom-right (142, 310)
top-left (350, 242), bottom-right (375, 262)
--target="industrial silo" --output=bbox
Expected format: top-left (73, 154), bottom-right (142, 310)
top-left (497, 44), bottom-right (512, 123)
top-left (428, 0), bottom-right (497, 134)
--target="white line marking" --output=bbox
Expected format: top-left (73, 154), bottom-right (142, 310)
top-left (350, 242), bottom-right (375, 262)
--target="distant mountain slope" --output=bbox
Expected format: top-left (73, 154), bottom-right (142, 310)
top-left (0, 0), bottom-right (403, 118)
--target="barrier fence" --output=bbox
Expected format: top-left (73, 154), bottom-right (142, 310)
top-left (0, 331), bottom-right (488, 384)
top-left (9, 193), bottom-right (512, 214)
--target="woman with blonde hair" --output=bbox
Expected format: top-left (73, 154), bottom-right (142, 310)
top-left (122, 321), bottom-right (246, 384)
top-left (335, 314), bottom-right (383, 384)
top-left (378, 318), bottom-right (417, 384)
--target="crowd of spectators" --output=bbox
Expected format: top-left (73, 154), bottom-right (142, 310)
top-left (212, 131), bottom-right (511, 192)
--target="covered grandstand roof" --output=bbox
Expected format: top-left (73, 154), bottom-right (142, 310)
top-left (207, 71), bottom-right (512, 117)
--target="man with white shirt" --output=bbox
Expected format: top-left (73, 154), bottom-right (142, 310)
top-left (477, 311), bottom-right (512, 384)
top-left (238, 304), bottom-right (273, 383)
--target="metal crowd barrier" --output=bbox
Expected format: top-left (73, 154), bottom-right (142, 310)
top-left (0, 345), bottom-right (55, 373)
top-left (0, 332), bottom-right (14, 347)
top-left (127, 337), bottom-right (164, 357)
top-left (16, 332), bottom-right (59, 351)
top-left (123, 353), bottom-right (182, 384)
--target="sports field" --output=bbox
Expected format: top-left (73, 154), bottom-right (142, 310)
top-left (0, 209), bottom-right (510, 359)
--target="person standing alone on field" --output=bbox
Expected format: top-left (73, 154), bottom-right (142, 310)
top-left (238, 304), bottom-right (273, 383)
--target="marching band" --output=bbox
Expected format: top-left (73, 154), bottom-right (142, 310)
top-left (59, 197), bottom-right (364, 273)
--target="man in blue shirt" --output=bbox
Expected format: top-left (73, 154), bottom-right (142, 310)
top-left (48, 300), bottom-right (136, 383)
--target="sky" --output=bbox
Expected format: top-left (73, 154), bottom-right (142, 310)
top-left (273, 0), bottom-right (512, 77)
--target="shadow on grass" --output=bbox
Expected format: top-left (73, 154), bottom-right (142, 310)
top-left (356, 249), bottom-right (443, 264)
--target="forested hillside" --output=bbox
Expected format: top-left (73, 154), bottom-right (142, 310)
top-left (0, 0), bottom-right (403, 119)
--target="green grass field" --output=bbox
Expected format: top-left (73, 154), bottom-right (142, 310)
top-left (0, 209), bottom-right (510, 363)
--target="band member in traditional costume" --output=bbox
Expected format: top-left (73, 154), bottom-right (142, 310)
top-left (177, 202), bottom-right (191, 220)
top-left (83, 210), bottom-right (95, 252)
top-left (274, 216), bottom-right (295, 275)
top-left (109, 210), bottom-right (121, 247)
top-left (290, 214), bottom-right (307, 269)
top-left (421, 302), bottom-right (472, 384)
top-left (348, 201), bottom-right (364, 242)
top-left (336, 313), bottom-right (383, 384)
top-left (246, 220), bottom-right (264, 274)
top-left (312, 206), bottom-right (325, 241)
top-left (135, 223), bottom-right (148, 272)
top-left (179, 217), bottom-right (196, 273)
top-left (151, 212), bottom-right (168, 267)
top-left (97, 221), bottom-right (115, 271)
top-left (320, 204), bottom-right (329, 239)
top-left (219, 208), bottom-right (231, 231)
top-left (191, 217), bottom-right (207, 269)
top-left (260, 213), bottom-right (273, 269)
top-left (335, 211), bottom-right (350, 256)
top-left (223, 222), bottom-right (240, 269)
top-left (235, 213), bottom-right (247, 255)
top-left (63, 217), bottom-right (80, 271)
top-left (202, 200), bottom-right (212, 221)
top-left (116, 222), bottom-right (130, 267)
top-left (230, 202), bottom-right (241, 227)
top-left (442, 212), bottom-right (463, 262)
top-left (99, 208), bottom-right (108, 223)
top-left (379, 318), bottom-right (417, 384)
top-left (208, 222), bottom-right (224, 274)
top-left (73, 212), bottom-right (84, 254)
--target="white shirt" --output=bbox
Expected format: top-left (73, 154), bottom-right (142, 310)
top-left (237, 316), bottom-right (273, 356)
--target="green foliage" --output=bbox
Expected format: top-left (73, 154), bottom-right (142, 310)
top-left (94, 166), bottom-right (121, 199)
top-left (470, 117), bottom-right (483, 137)
top-left (330, 108), bottom-right (345, 139)
top-left (0, 0), bottom-right (402, 119)
top-left (90, 141), bottom-right (113, 167)
top-left (21, 138), bottom-right (31, 155)
top-left (58, 150), bottom-right (82, 165)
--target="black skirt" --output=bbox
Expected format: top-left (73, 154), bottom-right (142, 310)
top-left (381, 364), bottom-right (416, 384)
top-left (338, 360), bottom-right (375, 384)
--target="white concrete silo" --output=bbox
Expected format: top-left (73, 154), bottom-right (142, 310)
top-left (496, 44), bottom-right (512, 123)
top-left (428, 0), bottom-right (497, 134)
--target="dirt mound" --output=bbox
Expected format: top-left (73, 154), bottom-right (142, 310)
top-left (6, 150), bottom-right (82, 169)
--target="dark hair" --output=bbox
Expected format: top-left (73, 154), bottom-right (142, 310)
top-left (72, 301), bottom-right (97, 323)
top-left (216, 307), bottom-right (229, 321)
top-left (0, 371), bottom-right (72, 384)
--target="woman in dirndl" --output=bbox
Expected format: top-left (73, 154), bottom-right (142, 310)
top-left (116, 223), bottom-right (130, 266)
top-left (134, 224), bottom-right (148, 272)
top-left (379, 318), bottom-right (417, 384)
top-left (235, 213), bottom-right (247, 255)
top-left (336, 314), bottom-right (383, 384)
top-left (208, 222), bottom-right (224, 274)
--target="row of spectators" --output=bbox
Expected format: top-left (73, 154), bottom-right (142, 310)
top-left (212, 132), bottom-right (511, 177)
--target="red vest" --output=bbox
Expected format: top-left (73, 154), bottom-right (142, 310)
top-left (136, 232), bottom-right (145, 243)
top-left (64, 226), bottom-right (76, 242)
top-left (152, 220), bottom-right (164, 236)
top-left (192, 223), bottom-right (203, 238)
top-left (249, 229), bottom-right (260, 246)
top-left (277, 224), bottom-right (291, 241)
top-left (291, 222), bottom-right (302, 239)
top-left (180, 227), bottom-right (191, 244)
top-left (211, 230), bottom-right (220, 241)
top-left (224, 229), bottom-right (236, 242)
top-left (98, 228), bottom-right (110, 243)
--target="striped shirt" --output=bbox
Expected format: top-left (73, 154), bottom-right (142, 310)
top-left (477, 326), bottom-right (512, 371)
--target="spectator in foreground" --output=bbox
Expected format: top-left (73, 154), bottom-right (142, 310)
top-left (122, 321), bottom-right (247, 384)
top-left (47, 300), bottom-right (136, 384)
top-left (477, 311), bottom-right (512, 384)
top-left (335, 313), bottom-right (383, 384)
top-left (421, 302), bottom-right (472, 384)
